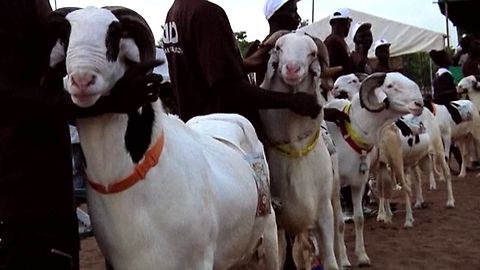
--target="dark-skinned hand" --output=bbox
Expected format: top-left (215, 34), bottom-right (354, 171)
top-left (104, 59), bottom-right (163, 113)
top-left (324, 107), bottom-right (350, 125)
top-left (289, 92), bottom-right (321, 119)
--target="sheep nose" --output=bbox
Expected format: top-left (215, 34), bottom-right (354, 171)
top-left (71, 73), bottom-right (96, 89)
top-left (286, 63), bottom-right (300, 73)
top-left (414, 100), bottom-right (424, 107)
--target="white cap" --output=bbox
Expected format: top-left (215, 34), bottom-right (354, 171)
top-left (374, 39), bottom-right (391, 51)
top-left (329, 8), bottom-right (352, 22)
top-left (352, 22), bottom-right (372, 38)
top-left (263, 0), bottom-right (300, 20)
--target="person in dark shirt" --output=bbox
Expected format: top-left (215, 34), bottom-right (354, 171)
top-left (429, 49), bottom-right (463, 171)
top-left (324, 8), bottom-right (352, 81)
top-left (462, 35), bottom-right (480, 77)
top-left (373, 39), bottom-right (392, 73)
top-left (0, 1), bottom-right (160, 269)
top-left (430, 49), bottom-right (458, 104)
top-left (350, 22), bottom-right (373, 74)
top-left (163, 0), bottom-right (321, 136)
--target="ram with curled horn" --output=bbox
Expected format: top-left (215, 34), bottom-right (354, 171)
top-left (44, 6), bottom-right (279, 270)
top-left (324, 72), bottom-right (424, 268)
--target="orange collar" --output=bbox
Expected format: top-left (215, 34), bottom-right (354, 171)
top-left (87, 133), bottom-right (165, 194)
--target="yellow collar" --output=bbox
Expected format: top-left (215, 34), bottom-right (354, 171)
top-left (272, 128), bottom-right (320, 158)
top-left (341, 103), bottom-right (373, 153)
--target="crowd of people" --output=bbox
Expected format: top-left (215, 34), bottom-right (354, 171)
top-left (1, 0), bottom-right (479, 269)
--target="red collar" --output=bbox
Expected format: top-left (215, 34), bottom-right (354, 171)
top-left (338, 122), bottom-right (373, 154)
top-left (338, 104), bottom-right (373, 155)
top-left (87, 133), bottom-right (165, 194)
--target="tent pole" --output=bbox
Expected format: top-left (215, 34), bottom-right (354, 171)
top-left (445, 0), bottom-right (450, 48)
top-left (312, 0), bottom-right (314, 23)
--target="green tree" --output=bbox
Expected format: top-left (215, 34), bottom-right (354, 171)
top-left (401, 52), bottom-right (431, 95)
top-left (234, 31), bottom-right (254, 57)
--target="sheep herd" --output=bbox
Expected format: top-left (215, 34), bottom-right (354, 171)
top-left (50, 6), bottom-right (480, 270)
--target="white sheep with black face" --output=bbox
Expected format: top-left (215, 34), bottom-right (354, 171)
top-left (46, 6), bottom-right (278, 270)
top-left (49, 6), bottom-right (154, 108)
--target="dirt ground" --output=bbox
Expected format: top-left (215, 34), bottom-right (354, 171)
top-left (79, 171), bottom-right (480, 270)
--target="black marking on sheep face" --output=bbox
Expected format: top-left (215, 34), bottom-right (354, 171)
top-left (56, 19), bottom-right (71, 55)
top-left (106, 21), bottom-right (122, 62)
top-left (125, 103), bottom-right (154, 163)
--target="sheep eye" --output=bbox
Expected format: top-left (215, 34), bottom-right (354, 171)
top-left (275, 46), bottom-right (281, 51)
top-left (387, 84), bottom-right (393, 88)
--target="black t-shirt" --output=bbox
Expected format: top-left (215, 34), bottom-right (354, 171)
top-left (324, 34), bottom-right (351, 80)
top-left (433, 68), bottom-right (458, 104)
top-left (164, 0), bottom-right (246, 121)
top-left (0, 0), bottom-right (75, 220)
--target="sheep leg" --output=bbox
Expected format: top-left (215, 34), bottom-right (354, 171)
top-left (401, 167), bottom-right (414, 228)
top-left (277, 229), bottom-right (287, 269)
top-left (333, 184), bottom-right (350, 269)
top-left (376, 163), bottom-right (389, 223)
top-left (432, 152), bottom-right (445, 182)
top-left (442, 135), bottom-right (452, 180)
top-left (316, 199), bottom-right (339, 270)
top-left (330, 153), bottom-right (350, 269)
top-left (262, 210), bottom-right (280, 270)
top-left (383, 166), bottom-right (394, 223)
top-left (292, 232), bottom-right (312, 270)
top-left (437, 152), bottom-right (455, 208)
top-left (351, 183), bottom-right (371, 267)
top-left (412, 166), bottom-right (425, 209)
top-left (457, 139), bottom-right (468, 178)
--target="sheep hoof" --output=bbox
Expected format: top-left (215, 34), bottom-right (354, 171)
top-left (446, 201), bottom-right (455, 208)
top-left (413, 202), bottom-right (425, 209)
top-left (458, 172), bottom-right (466, 178)
top-left (357, 255), bottom-right (371, 268)
top-left (341, 257), bottom-right (352, 269)
top-left (404, 219), bottom-right (414, 228)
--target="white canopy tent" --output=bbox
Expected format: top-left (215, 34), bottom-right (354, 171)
top-left (299, 9), bottom-right (446, 58)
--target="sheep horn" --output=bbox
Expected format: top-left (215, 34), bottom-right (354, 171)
top-left (322, 66), bottom-right (343, 79)
top-left (354, 73), bottom-right (368, 82)
top-left (103, 6), bottom-right (156, 63)
top-left (359, 72), bottom-right (387, 112)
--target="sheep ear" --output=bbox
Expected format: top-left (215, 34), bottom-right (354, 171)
top-left (310, 58), bottom-right (323, 97)
top-left (120, 38), bottom-right (141, 63)
top-left (49, 40), bottom-right (66, 68)
top-left (260, 48), bottom-right (279, 89)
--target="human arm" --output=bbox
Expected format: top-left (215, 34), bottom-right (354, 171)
top-left (0, 60), bottom-right (162, 124)
top-left (242, 30), bottom-right (291, 73)
top-left (214, 79), bottom-right (320, 118)
top-left (194, 4), bottom-right (319, 118)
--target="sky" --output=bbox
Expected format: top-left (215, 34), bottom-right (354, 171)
top-left (49, 0), bottom-right (457, 46)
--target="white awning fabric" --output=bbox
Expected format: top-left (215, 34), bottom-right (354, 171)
top-left (299, 9), bottom-right (446, 58)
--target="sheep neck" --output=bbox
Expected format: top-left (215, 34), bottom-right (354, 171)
top-left (76, 103), bottom-right (163, 187)
top-left (262, 76), bottom-right (321, 149)
top-left (349, 95), bottom-right (400, 145)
